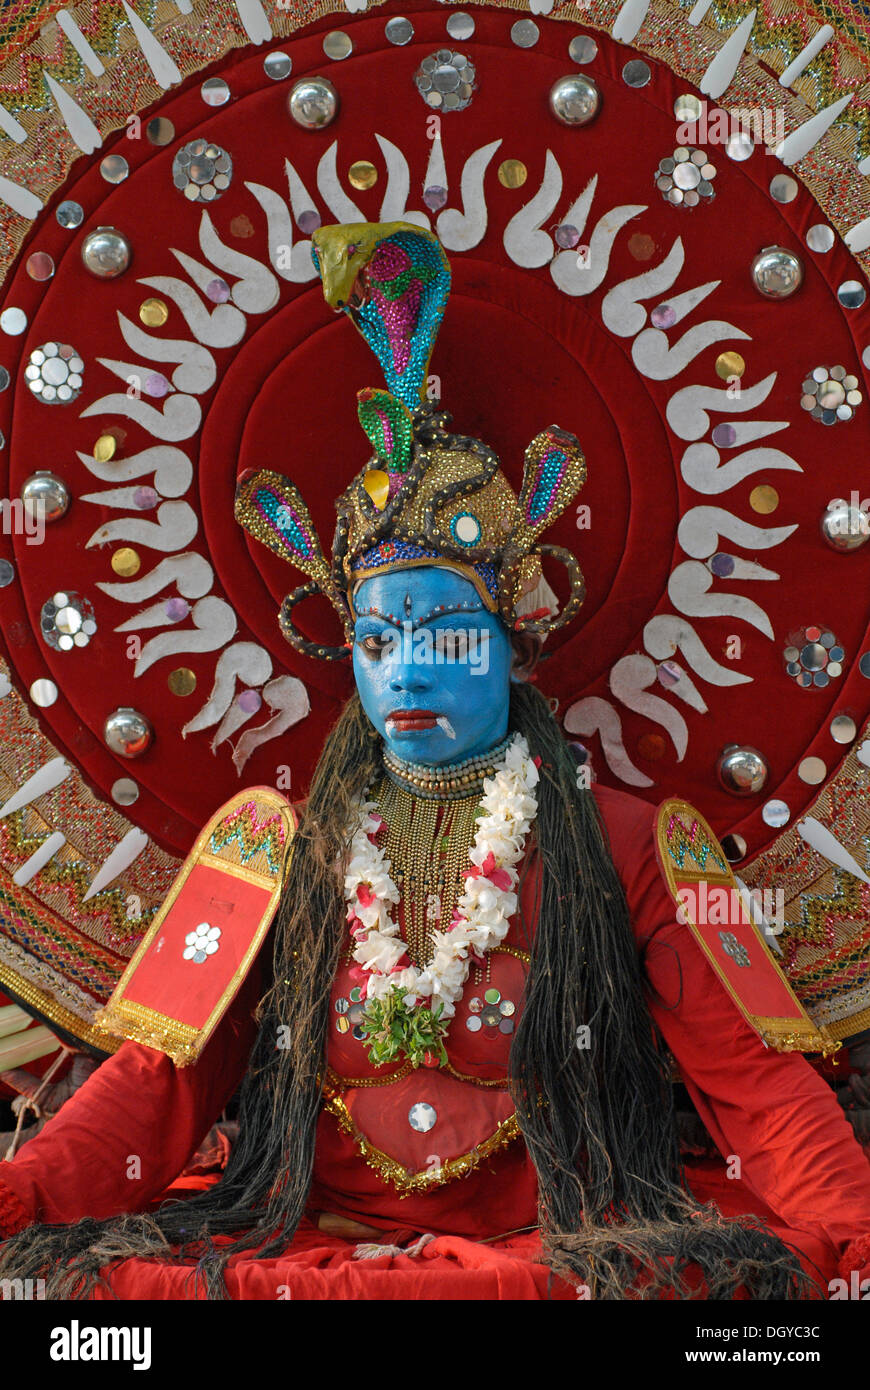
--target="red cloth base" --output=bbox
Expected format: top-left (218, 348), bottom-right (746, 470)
top-left (83, 1160), bottom-right (832, 1302)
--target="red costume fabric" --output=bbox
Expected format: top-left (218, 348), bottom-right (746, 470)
top-left (1, 785), bottom-right (869, 1300)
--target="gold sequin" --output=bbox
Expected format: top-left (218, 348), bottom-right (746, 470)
top-left (750, 485), bottom-right (779, 514)
top-left (111, 547), bottom-right (140, 577)
top-left (716, 351), bottom-right (745, 380)
top-left (348, 160), bottom-right (377, 190)
top-left (93, 433), bottom-right (116, 463)
top-left (168, 667), bottom-right (196, 696)
top-left (498, 159), bottom-right (527, 188)
top-left (140, 297), bottom-right (169, 327)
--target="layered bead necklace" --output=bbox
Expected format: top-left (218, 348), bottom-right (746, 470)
top-left (378, 732), bottom-right (514, 968)
top-left (382, 733), bottom-right (513, 800)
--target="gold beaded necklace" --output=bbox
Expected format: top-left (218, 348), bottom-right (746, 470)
top-left (374, 775), bottom-right (484, 968)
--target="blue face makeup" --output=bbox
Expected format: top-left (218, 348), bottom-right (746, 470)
top-left (352, 566), bottom-right (512, 765)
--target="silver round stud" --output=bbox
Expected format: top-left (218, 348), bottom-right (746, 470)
top-left (323, 31), bottom-right (352, 61)
top-left (838, 280), bottom-right (866, 309)
top-left (201, 77), bottom-right (230, 106)
top-left (111, 778), bottom-right (140, 806)
top-left (830, 714), bottom-right (857, 744)
top-left (769, 174), bottom-right (798, 204)
top-left (385, 16), bottom-right (414, 44)
top-left (569, 35), bottom-right (597, 63)
top-left (717, 744), bottom-right (769, 796)
top-left (81, 226), bottom-right (132, 279)
top-left (798, 756), bottom-right (827, 786)
top-left (29, 679), bottom-right (58, 708)
top-left (820, 499), bottom-right (870, 551)
top-left (100, 154), bottom-right (129, 184)
top-left (726, 130), bottom-right (754, 161)
top-left (750, 245), bottom-right (803, 299)
top-left (511, 19), bottom-right (539, 47)
top-left (104, 708), bottom-right (154, 758)
top-left (806, 225), bottom-right (835, 253)
top-left (408, 1102), bottom-right (437, 1133)
top-left (56, 200), bottom-right (84, 229)
top-left (446, 13), bottom-right (474, 39)
top-left (623, 59), bottom-right (651, 87)
top-left (549, 74), bottom-right (601, 126)
top-left (0, 307), bottom-right (26, 335)
top-left (21, 470), bottom-right (70, 519)
top-left (288, 76), bottom-right (339, 129)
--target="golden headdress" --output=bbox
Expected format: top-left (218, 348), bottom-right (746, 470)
top-left (235, 221), bottom-right (587, 660)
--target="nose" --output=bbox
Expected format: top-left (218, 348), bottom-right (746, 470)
top-left (389, 663), bottom-right (432, 693)
top-left (388, 631), bottom-right (433, 693)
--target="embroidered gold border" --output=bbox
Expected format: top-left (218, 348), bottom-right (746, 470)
top-left (656, 799), bottom-right (838, 1057)
top-left (94, 789), bottom-right (295, 1066)
top-left (93, 998), bottom-right (199, 1065)
top-left (196, 852), bottom-right (281, 888)
top-left (322, 1091), bottom-right (521, 1196)
top-left (326, 1061), bottom-right (512, 1091)
top-left (1, 1), bottom-right (869, 274)
top-left (828, 1005), bottom-right (870, 1043)
top-left (326, 1062), bottom-right (412, 1090)
top-left (0, 958), bottom-right (120, 1055)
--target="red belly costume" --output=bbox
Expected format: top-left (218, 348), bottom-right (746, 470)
top-left (1, 785), bottom-right (869, 1300)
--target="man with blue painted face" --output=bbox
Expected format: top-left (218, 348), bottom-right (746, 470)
top-left (2, 222), bottom-right (870, 1301)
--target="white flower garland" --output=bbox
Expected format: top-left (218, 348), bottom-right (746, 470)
top-left (343, 733), bottom-right (539, 1036)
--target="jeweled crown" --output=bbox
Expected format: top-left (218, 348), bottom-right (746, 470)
top-left (234, 221), bottom-right (587, 660)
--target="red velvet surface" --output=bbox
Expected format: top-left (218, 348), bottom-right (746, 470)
top-left (0, 5), bottom-right (867, 865)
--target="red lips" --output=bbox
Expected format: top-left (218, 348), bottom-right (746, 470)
top-left (387, 708), bottom-right (438, 730)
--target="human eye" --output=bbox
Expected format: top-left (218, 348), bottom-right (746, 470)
top-left (433, 627), bottom-right (470, 659)
top-left (355, 622), bottom-right (394, 660)
top-left (358, 633), bottom-right (386, 660)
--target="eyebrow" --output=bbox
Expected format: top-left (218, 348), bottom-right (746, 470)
top-left (355, 603), bottom-right (485, 628)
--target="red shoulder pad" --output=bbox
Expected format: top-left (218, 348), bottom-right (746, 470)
top-left (95, 788), bottom-right (295, 1066)
top-left (654, 798), bottom-right (837, 1057)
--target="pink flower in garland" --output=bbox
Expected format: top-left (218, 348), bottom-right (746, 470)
top-left (366, 813), bottom-right (386, 844)
top-left (468, 851), bottom-right (513, 893)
